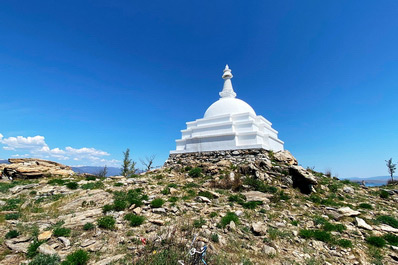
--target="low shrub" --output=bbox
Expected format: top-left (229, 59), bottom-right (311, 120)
top-left (167, 183), bottom-right (178, 188)
top-left (336, 239), bottom-right (353, 248)
top-left (168, 196), bottom-right (178, 203)
top-left (193, 217), bottom-right (206, 228)
top-left (359, 203), bottom-right (373, 210)
top-left (198, 191), bottom-right (214, 199)
top-left (53, 227), bottom-right (71, 237)
top-left (113, 199), bottom-right (127, 211)
top-left (242, 201), bottom-right (263, 209)
top-left (66, 182), bottom-right (78, 190)
top-left (228, 194), bottom-right (246, 204)
top-left (270, 190), bottom-right (290, 203)
top-left (243, 178), bottom-right (277, 193)
top-left (5, 212), bottom-right (21, 220)
top-left (323, 222), bottom-right (346, 233)
top-left (113, 182), bottom-right (123, 187)
top-left (220, 212), bottom-right (239, 228)
top-left (209, 212), bottom-right (217, 218)
top-left (85, 175), bottom-right (96, 181)
top-left (211, 233), bottom-right (219, 243)
top-left (27, 240), bottom-right (44, 258)
top-left (62, 249), bottom-right (89, 265)
top-left (5, 229), bottom-right (20, 239)
top-left (97, 216), bottom-right (116, 230)
top-left (379, 190), bottom-right (390, 199)
top-left (299, 229), bottom-right (332, 243)
top-left (124, 213), bottom-right (145, 227)
top-left (81, 181), bottom-right (104, 190)
top-left (366, 236), bottom-right (386, 248)
top-left (188, 167), bottom-right (202, 178)
top-left (102, 204), bottom-right (114, 213)
top-left (29, 254), bottom-right (60, 265)
top-left (83, 222), bottom-right (95, 231)
top-left (383, 233), bottom-right (398, 246)
top-left (47, 179), bottom-right (67, 186)
top-left (150, 198), bottom-right (165, 208)
top-left (376, 215), bottom-right (398, 228)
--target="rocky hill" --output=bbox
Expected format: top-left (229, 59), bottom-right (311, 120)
top-left (0, 150), bottom-right (397, 265)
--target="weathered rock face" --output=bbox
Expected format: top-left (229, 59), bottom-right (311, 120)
top-left (165, 149), bottom-right (317, 194)
top-left (0, 158), bottom-right (74, 179)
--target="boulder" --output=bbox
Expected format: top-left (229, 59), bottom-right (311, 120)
top-left (338, 207), bottom-right (360, 217)
top-left (355, 217), bottom-right (373, 230)
top-left (274, 150), bottom-right (298, 165)
top-left (263, 245), bottom-right (277, 256)
top-left (1, 158), bottom-right (74, 179)
top-left (38, 243), bottom-right (57, 255)
top-left (343, 186), bottom-right (355, 194)
top-left (251, 222), bottom-right (267, 236)
top-left (38, 230), bottom-right (52, 241)
top-left (242, 191), bottom-right (271, 203)
top-left (94, 254), bottom-right (126, 265)
top-left (289, 165), bottom-right (317, 194)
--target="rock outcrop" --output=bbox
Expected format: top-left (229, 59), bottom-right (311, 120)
top-left (0, 158), bottom-right (74, 179)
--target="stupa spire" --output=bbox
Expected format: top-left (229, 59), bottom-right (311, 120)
top-left (219, 64), bottom-right (237, 98)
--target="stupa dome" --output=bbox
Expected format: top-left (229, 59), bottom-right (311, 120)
top-left (170, 64), bottom-right (284, 154)
top-left (204, 97), bottom-right (256, 118)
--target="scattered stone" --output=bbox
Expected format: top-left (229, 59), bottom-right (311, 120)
top-left (343, 186), bottom-right (355, 194)
top-left (133, 207), bottom-right (142, 215)
top-left (196, 196), bottom-right (211, 203)
top-left (94, 254), bottom-right (126, 265)
top-left (229, 221), bottom-right (236, 231)
top-left (38, 230), bottom-right (52, 241)
top-left (356, 217), bottom-right (373, 230)
top-left (58, 237), bottom-right (70, 248)
top-left (338, 207), bottom-right (360, 217)
top-left (152, 208), bottom-right (167, 214)
top-left (38, 243), bottom-right (57, 256)
top-left (377, 224), bottom-right (398, 233)
top-left (263, 245), bottom-right (277, 256)
top-left (150, 219), bottom-right (165, 226)
top-left (242, 191), bottom-right (271, 203)
top-left (252, 222), bottom-right (267, 236)
top-left (81, 239), bottom-right (96, 247)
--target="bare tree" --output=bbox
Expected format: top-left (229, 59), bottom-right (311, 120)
top-left (121, 148), bottom-right (137, 177)
top-left (97, 165), bottom-right (108, 178)
top-left (140, 155), bottom-right (156, 172)
top-left (386, 158), bottom-right (396, 182)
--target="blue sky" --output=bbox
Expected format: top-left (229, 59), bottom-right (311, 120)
top-left (1, 1), bottom-right (397, 178)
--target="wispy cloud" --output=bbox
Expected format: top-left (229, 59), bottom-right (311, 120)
top-left (0, 133), bottom-right (119, 166)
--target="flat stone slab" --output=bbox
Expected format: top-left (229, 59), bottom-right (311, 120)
top-left (242, 191), bottom-right (271, 203)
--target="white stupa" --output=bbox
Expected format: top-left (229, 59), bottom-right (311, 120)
top-left (171, 65), bottom-right (284, 154)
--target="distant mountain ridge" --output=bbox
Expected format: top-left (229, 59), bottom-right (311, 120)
top-left (71, 166), bottom-right (121, 177)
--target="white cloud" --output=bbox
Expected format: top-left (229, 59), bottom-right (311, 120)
top-left (0, 133), bottom-right (119, 166)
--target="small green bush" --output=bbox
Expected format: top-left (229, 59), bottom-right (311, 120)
top-left (161, 187), bottom-right (170, 195)
top-left (383, 233), bottom-right (398, 246)
top-left (53, 227), bottom-right (71, 237)
top-left (167, 183), bottom-right (178, 188)
top-left (66, 182), bottom-right (78, 190)
top-left (27, 240), bottom-right (44, 258)
top-left (113, 182), bottom-right (123, 187)
top-left (97, 216), bottom-right (116, 230)
top-left (2, 198), bottom-right (23, 210)
top-left (211, 233), bottom-right (219, 243)
top-left (81, 181), bottom-right (104, 190)
top-left (243, 178), bottom-right (277, 193)
top-left (228, 194), bottom-right (246, 204)
top-left (83, 222), bottom-right (95, 231)
top-left (29, 254), bottom-right (61, 265)
top-left (188, 167), bottom-right (202, 178)
top-left (193, 217), bottom-right (206, 228)
top-left (47, 179), bottom-right (67, 186)
top-left (323, 222), bottom-right (346, 233)
top-left (5, 212), bottom-right (21, 220)
top-left (336, 239), bottom-right (353, 248)
top-left (85, 175), bottom-right (96, 181)
top-left (220, 212), bottom-right (239, 228)
top-left (150, 198), bottom-right (165, 208)
top-left (124, 213), bottom-right (145, 227)
top-left (62, 249), bottom-right (89, 265)
top-left (299, 229), bottom-right (332, 243)
top-left (168, 196), bottom-right (178, 203)
top-left (198, 191), bottom-right (214, 199)
top-left (359, 203), bottom-right (373, 209)
top-left (376, 215), bottom-right (398, 228)
top-left (209, 212), bottom-right (217, 218)
top-left (113, 199), bottom-right (127, 211)
top-left (366, 236), bottom-right (386, 248)
top-left (380, 190), bottom-right (390, 199)
top-left (242, 201), bottom-right (263, 209)
top-left (102, 204), bottom-right (114, 213)
top-left (299, 229), bottom-right (313, 239)
top-left (5, 229), bottom-right (20, 239)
